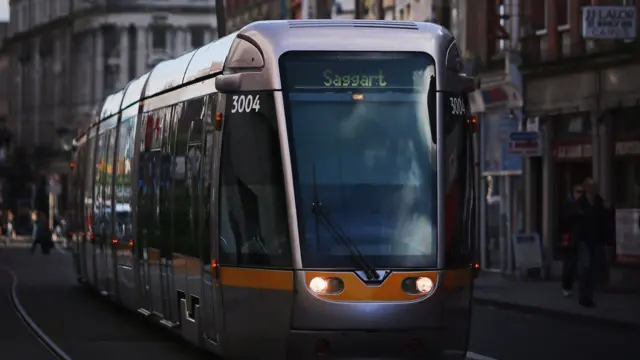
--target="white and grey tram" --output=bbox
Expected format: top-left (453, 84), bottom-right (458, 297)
top-left (69, 20), bottom-right (478, 360)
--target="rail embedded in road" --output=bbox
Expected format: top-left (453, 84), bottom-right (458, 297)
top-left (0, 264), bottom-right (73, 360)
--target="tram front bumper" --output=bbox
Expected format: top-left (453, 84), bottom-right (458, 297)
top-left (287, 328), bottom-right (463, 360)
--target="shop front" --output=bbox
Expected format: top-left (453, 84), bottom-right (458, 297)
top-left (525, 61), bottom-right (640, 285)
top-left (470, 63), bottom-right (524, 274)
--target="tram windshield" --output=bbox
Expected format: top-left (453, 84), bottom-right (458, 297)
top-left (280, 51), bottom-right (438, 269)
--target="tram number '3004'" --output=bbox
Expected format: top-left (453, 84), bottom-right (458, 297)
top-left (231, 95), bottom-right (261, 113)
top-left (450, 96), bottom-right (465, 116)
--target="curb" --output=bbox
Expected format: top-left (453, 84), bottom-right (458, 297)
top-left (473, 297), bottom-right (640, 332)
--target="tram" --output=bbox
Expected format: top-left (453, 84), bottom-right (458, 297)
top-left (68, 20), bottom-right (478, 360)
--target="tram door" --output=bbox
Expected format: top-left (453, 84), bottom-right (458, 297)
top-left (141, 109), bottom-right (174, 319)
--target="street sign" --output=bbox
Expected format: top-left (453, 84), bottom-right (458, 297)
top-left (512, 233), bottom-right (544, 273)
top-left (508, 131), bottom-right (541, 157)
top-left (582, 6), bottom-right (637, 40)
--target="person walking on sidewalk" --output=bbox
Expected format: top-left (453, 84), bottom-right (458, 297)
top-left (569, 178), bottom-right (608, 308)
top-left (560, 183), bottom-right (584, 298)
top-left (30, 212), bottom-right (54, 255)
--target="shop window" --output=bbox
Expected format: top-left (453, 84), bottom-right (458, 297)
top-left (552, 113), bottom-right (591, 139)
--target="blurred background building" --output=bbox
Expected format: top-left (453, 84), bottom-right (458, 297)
top-left (1, 0), bottom-right (216, 220)
top-left (5, 0), bottom-right (216, 171)
top-left (464, 0), bottom-right (640, 289)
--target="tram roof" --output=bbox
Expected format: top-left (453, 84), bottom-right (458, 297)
top-left (100, 89), bottom-right (125, 120)
top-left (121, 72), bottom-right (150, 111)
top-left (99, 19), bottom-right (452, 122)
top-left (143, 31), bottom-right (239, 99)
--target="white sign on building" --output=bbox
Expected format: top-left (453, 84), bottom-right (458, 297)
top-left (582, 6), bottom-right (637, 39)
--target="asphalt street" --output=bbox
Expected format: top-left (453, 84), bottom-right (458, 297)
top-left (1, 244), bottom-right (638, 360)
top-left (0, 246), bottom-right (212, 360)
top-left (468, 300), bottom-right (640, 360)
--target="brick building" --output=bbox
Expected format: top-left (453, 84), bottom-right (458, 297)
top-left (465, 0), bottom-right (640, 287)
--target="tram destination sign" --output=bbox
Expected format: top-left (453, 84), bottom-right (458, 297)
top-left (582, 6), bottom-right (637, 40)
top-left (281, 52), bottom-right (434, 90)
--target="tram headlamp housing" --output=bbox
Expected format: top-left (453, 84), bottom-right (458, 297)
top-left (308, 276), bottom-right (344, 295)
top-left (401, 276), bottom-right (436, 295)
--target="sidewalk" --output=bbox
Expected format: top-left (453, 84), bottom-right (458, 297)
top-left (473, 272), bottom-right (640, 330)
top-left (2, 235), bottom-right (68, 248)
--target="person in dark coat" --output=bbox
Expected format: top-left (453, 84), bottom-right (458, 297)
top-left (560, 183), bottom-right (585, 297)
top-left (570, 177), bottom-right (608, 308)
top-left (30, 212), bottom-right (54, 255)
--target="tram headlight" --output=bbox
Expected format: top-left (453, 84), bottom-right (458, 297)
top-left (309, 277), bottom-right (328, 293)
top-left (416, 277), bottom-right (434, 294)
top-left (308, 276), bottom-right (344, 295)
top-left (401, 276), bottom-right (436, 295)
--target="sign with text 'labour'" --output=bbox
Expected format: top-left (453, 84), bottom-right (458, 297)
top-left (508, 131), bottom-right (541, 157)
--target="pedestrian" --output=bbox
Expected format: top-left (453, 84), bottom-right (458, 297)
top-left (560, 183), bottom-right (584, 298)
top-left (30, 212), bottom-right (54, 255)
top-left (570, 177), bottom-right (608, 308)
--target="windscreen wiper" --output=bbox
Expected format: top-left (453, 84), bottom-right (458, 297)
top-left (310, 165), bottom-right (380, 281)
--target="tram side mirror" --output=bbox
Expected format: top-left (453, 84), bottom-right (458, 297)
top-left (215, 74), bottom-right (242, 93)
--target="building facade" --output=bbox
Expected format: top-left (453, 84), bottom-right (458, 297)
top-left (6, 0), bottom-right (217, 172)
top-left (226, 0), bottom-right (284, 33)
top-left (465, 0), bottom-right (640, 288)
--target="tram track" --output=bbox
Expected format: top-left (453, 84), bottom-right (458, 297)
top-left (1, 264), bottom-right (73, 360)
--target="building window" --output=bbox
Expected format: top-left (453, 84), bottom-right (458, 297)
top-left (532, 0), bottom-right (547, 33)
top-left (152, 27), bottom-right (167, 51)
top-left (557, 0), bottom-right (569, 30)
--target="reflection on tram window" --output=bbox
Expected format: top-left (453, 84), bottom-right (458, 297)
top-left (172, 99), bottom-right (200, 258)
top-left (84, 134), bottom-right (96, 233)
top-left (159, 107), bottom-right (175, 257)
top-left (114, 116), bottom-right (135, 241)
top-left (218, 92), bottom-right (291, 267)
top-left (186, 99), bottom-right (205, 258)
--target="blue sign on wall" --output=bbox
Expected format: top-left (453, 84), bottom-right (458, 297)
top-left (480, 110), bottom-right (524, 176)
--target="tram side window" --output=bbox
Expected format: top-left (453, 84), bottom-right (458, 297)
top-left (171, 102), bottom-right (191, 257)
top-left (114, 117), bottom-right (136, 242)
top-left (137, 115), bottom-right (154, 258)
top-left (103, 129), bottom-right (117, 237)
top-left (186, 97), bottom-right (204, 258)
top-left (444, 92), bottom-right (474, 267)
top-left (200, 94), bottom-right (216, 265)
top-left (159, 107), bottom-right (176, 257)
top-left (94, 133), bottom-right (107, 237)
top-left (85, 135), bottom-right (96, 234)
top-left (218, 92), bottom-right (291, 267)
top-left (146, 109), bottom-right (166, 251)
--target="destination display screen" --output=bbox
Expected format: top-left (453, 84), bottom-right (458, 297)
top-left (279, 52), bottom-right (435, 90)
